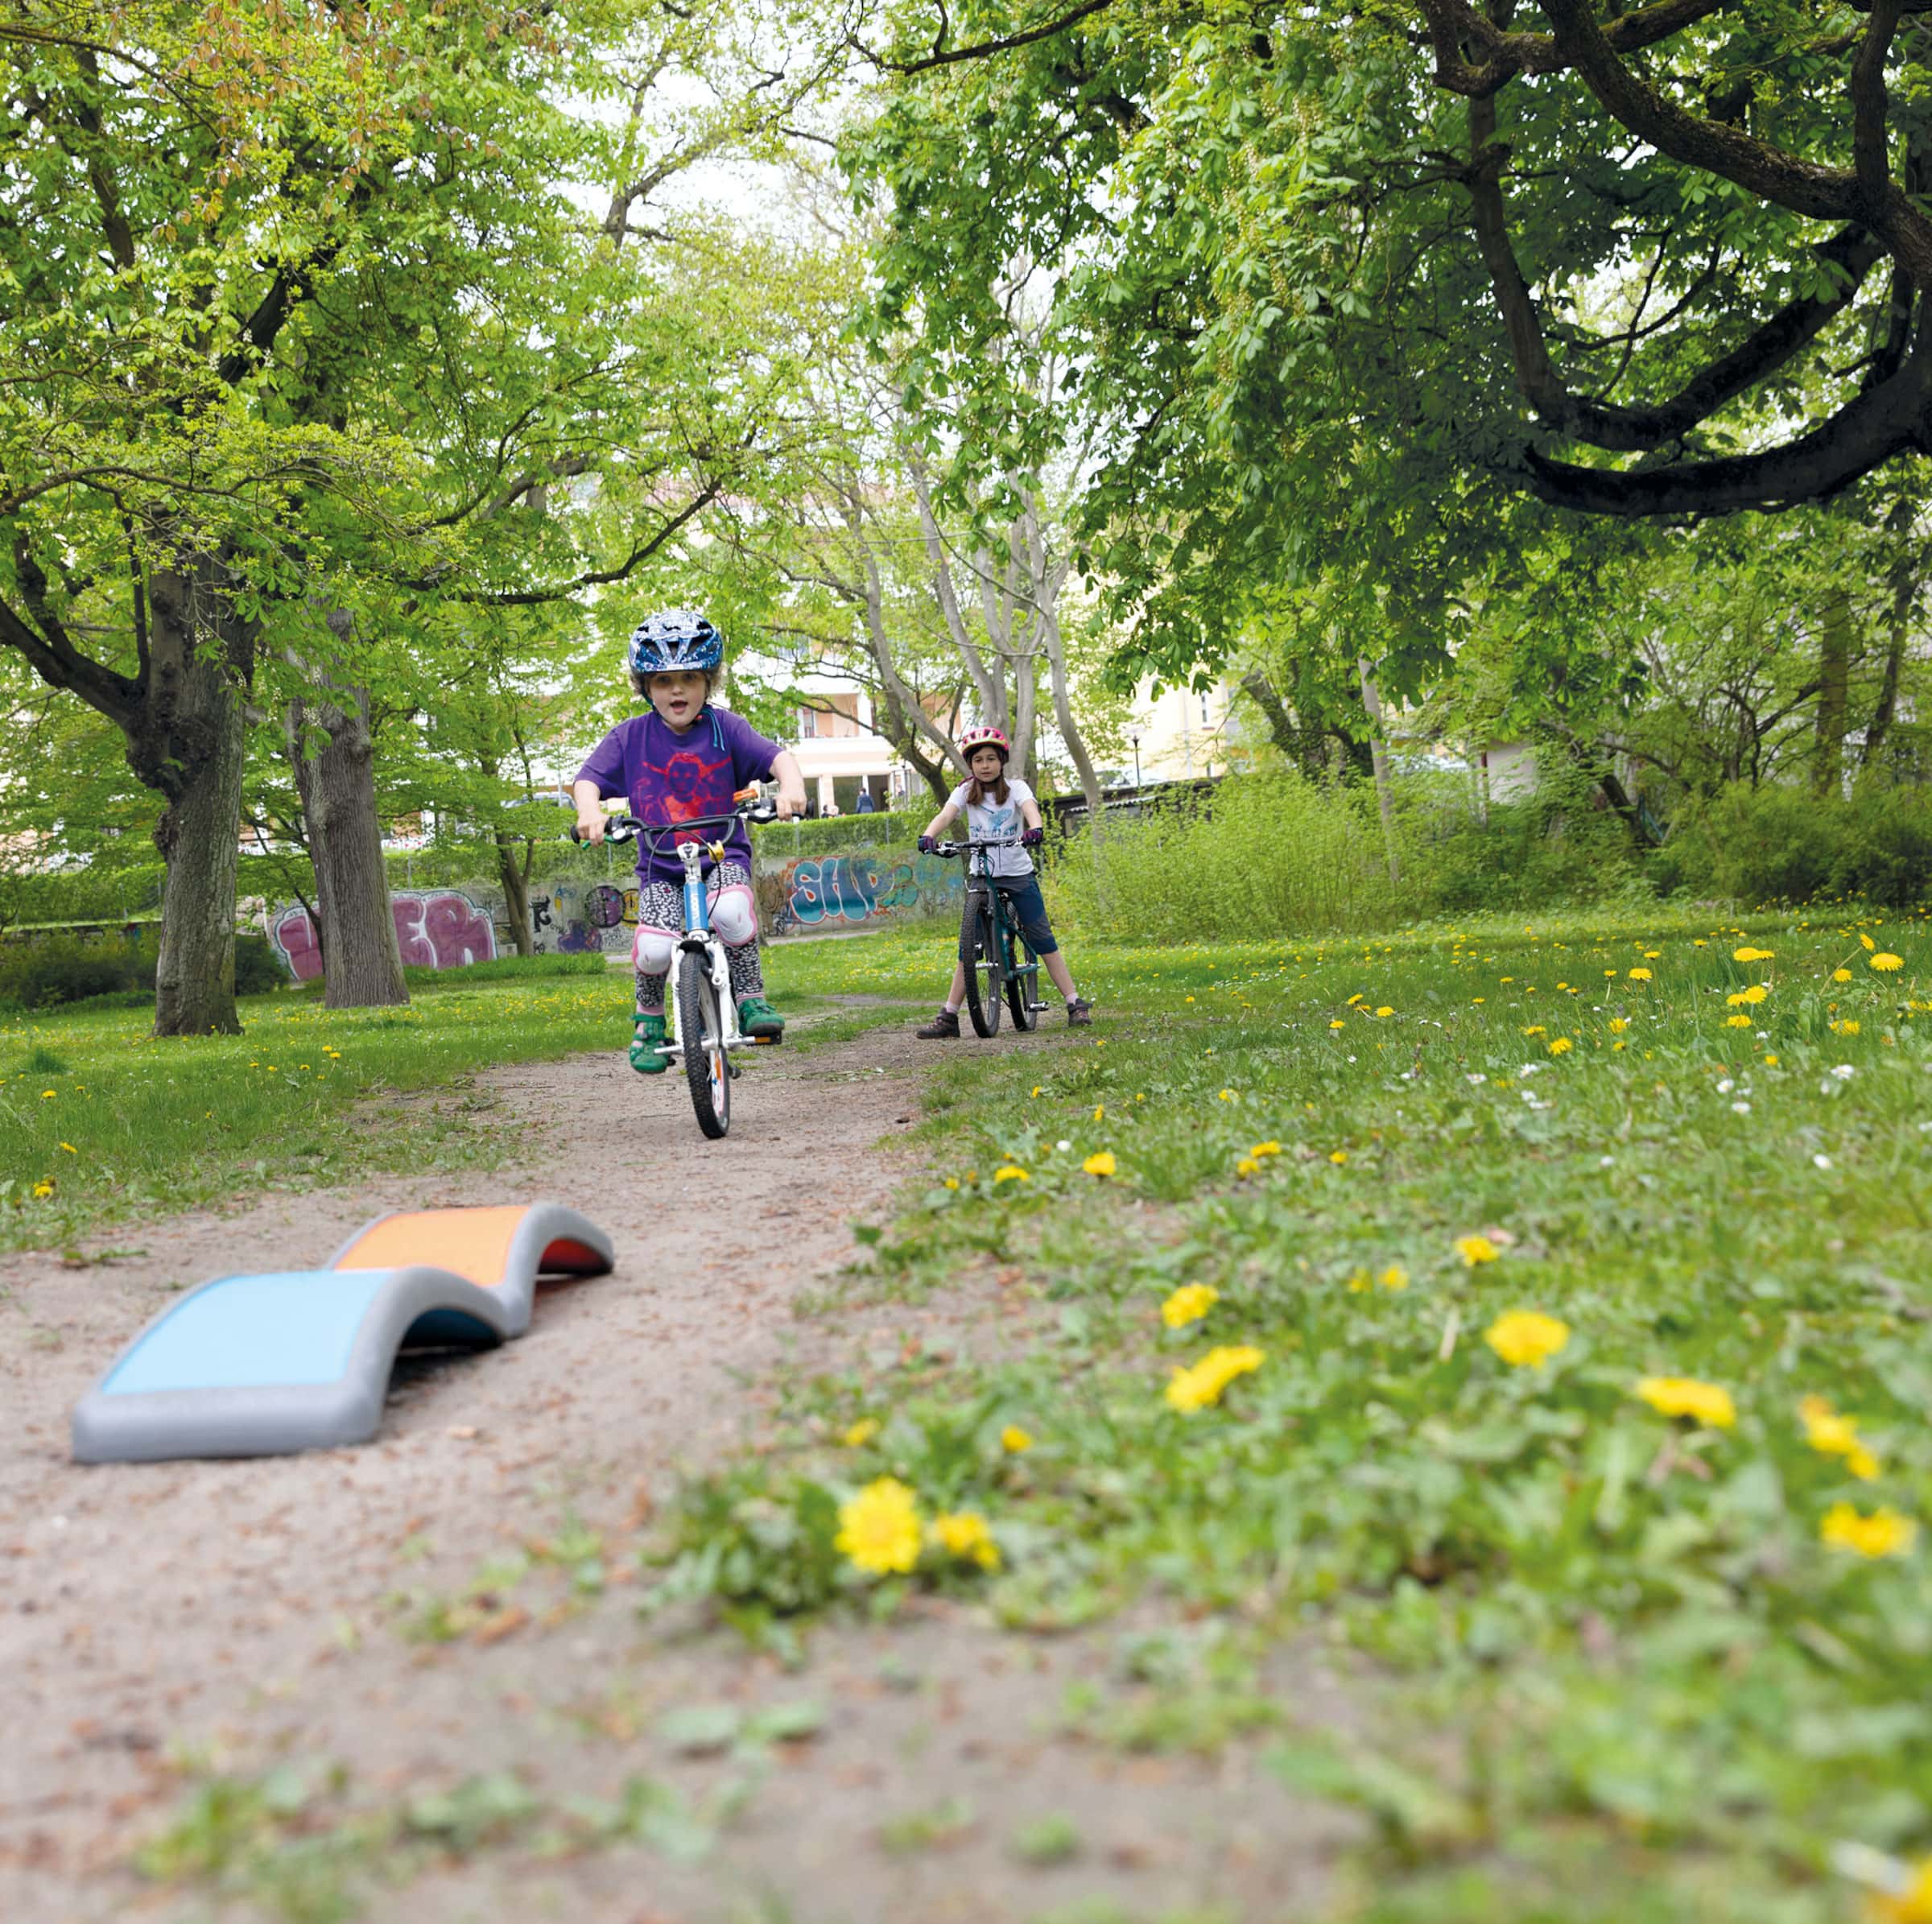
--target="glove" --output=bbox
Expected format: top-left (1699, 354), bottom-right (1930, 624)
top-left (1021, 826), bottom-right (1045, 848)
top-left (918, 835), bottom-right (938, 855)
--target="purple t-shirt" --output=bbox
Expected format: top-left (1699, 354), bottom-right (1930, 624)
top-left (575, 707), bottom-right (780, 888)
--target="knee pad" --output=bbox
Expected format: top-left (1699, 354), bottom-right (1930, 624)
top-left (711, 886), bottom-right (757, 947)
top-left (633, 924), bottom-right (676, 974)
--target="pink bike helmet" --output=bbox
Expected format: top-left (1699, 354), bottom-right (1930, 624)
top-left (958, 725), bottom-right (1010, 762)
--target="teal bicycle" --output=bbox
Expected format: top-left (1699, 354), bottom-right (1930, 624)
top-left (932, 833), bottom-right (1046, 1038)
top-left (573, 795), bottom-right (778, 1139)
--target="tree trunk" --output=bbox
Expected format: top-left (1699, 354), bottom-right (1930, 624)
top-left (1813, 589), bottom-right (1852, 796)
top-left (151, 654), bottom-right (248, 1035)
top-left (135, 559), bottom-right (259, 1038)
top-left (1861, 554), bottom-right (1913, 771)
top-left (1356, 658), bottom-right (1402, 885)
top-left (1239, 671), bottom-right (1299, 760)
top-left (494, 831), bottom-right (535, 956)
top-left (287, 675), bottom-right (408, 1009)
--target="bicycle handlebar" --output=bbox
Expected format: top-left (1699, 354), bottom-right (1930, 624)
top-left (931, 835), bottom-right (1025, 859)
top-left (571, 796), bottom-right (779, 847)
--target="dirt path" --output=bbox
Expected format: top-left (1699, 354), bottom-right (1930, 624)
top-left (0, 1013), bottom-right (1359, 1924)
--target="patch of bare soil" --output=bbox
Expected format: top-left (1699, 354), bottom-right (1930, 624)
top-left (0, 1013), bottom-right (1360, 1924)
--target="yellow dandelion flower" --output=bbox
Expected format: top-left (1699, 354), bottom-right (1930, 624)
top-left (57, 1142), bottom-right (75, 1154)
top-left (1629, 968), bottom-right (1652, 981)
top-left (1634, 1376), bottom-right (1736, 1429)
top-left (1643, 949), bottom-right (1662, 960)
top-left (1375, 1005), bottom-right (1394, 1018)
top-left (1235, 1156), bottom-right (1260, 1178)
top-left (834, 1477), bottom-right (923, 1575)
top-left (1328, 1019), bottom-right (1345, 1030)
top-left (1485, 1310), bottom-right (1571, 1368)
top-left (1608, 1017), bottom-right (1629, 1034)
top-left (1872, 952), bottom-right (1904, 972)
top-left (1030, 1084), bottom-right (1042, 1098)
top-left (1455, 1234), bottom-right (1499, 1265)
top-left (1819, 1502), bottom-right (1916, 1559)
top-left (1861, 933), bottom-right (1877, 951)
top-left (39, 1089), bottom-right (54, 1099)
top-left (1834, 967), bottom-right (1853, 983)
top-left (1000, 1425), bottom-right (1034, 1454)
top-left (929, 1510), bottom-right (1000, 1571)
top-left (1328, 1149), bottom-right (1349, 1165)
top-left (1798, 1396), bottom-right (1880, 1479)
top-left (1347, 1268), bottom-right (1372, 1293)
top-left (1347, 993), bottom-right (1364, 1005)
top-left (31, 1179), bottom-right (53, 1199)
top-left (1379, 1264), bottom-right (1409, 1291)
top-left (942, 1176), bottom-right (960, 1190)
top-left (1092, 1104), bottom-right (1104, 1121)
top-left (1083, 1150), bottom-right (1117, 1177)
top-left (1218, 1088), bottom-right (1236, 1101)
top-left (1872, 1856), bottom-right (1932, 1924)
top-left (1161, 1282), bottom-right (1220, 1328)
top-left (1250, 1141), bottom-right (1281, 1158)
top-left (993, 1164), bottom-right (1030, 1183)
top-left (1165, 1344), bottom-right (1265, 1413)
top-left (1548, 1037), bottom-right (1572, 1055)
top-left (1733, 946), bottom-right (1773, 963)
top-left (1522, 1024), bottom-right (1546, 1037)
top-left (1726, 1014), bottom-right (1753, 1028)
top-left (842, 1418), bottom-right (880, 1448)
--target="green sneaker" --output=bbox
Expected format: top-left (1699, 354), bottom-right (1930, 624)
top-left (629, 1013), bottom-right (669, 1074)
top-left (738, 994), bottom-right (784, 1039)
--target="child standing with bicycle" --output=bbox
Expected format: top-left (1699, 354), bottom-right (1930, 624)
top-left (573, 609), bottom-right (807, 1074)
top-left (914, 726), bottom-right (1092, 1037)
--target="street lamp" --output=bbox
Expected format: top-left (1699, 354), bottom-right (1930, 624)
top-left (1130, 733), bottom-right (1141, 789)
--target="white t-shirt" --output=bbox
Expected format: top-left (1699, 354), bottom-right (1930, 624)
top-left (948, 777), bottom-right (1035, 878)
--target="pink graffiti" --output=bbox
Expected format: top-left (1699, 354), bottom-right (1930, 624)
top-left (268, 890), bottom-right (498, 981)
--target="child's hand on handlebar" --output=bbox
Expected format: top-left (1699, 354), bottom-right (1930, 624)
top-left (576, 810), bottom-right (606, 845)
top-left (774, 788), bottom-right (807, 820)
top-left (918, 834), bottom-right (938, 854)
top-left (1022, 827), bottom-right (1044, 847)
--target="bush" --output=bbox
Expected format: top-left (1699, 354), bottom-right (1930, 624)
top-left (1397, 759), bottom-right (1646, 914)
top-left (0, 932), bottom-right (147, 1009)
top-left (1047, 770), bottom-right (1405, 941)
top-left (1653, 782), bottom-right (1932, 906)
top-left (233, 934), bottom-right (283, 995)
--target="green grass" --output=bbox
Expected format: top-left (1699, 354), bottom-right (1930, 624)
top-left (643, 899), bottom-right (1932, 1922)
top-left (0, 941), bottom-right (915, 1248)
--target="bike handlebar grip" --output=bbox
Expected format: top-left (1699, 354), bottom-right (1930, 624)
top-left (733, 786), bottom-right (762, 803)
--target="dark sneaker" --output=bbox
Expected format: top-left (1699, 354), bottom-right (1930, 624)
top-left (1067, 997), bottom-right (1094, 1026)
top-left (629, 1013), bottom-right (669, 1074)
top-left (916, 1007), bottom-right (961, 1039)
top-left (738, 994), bottom-right (785, 1039)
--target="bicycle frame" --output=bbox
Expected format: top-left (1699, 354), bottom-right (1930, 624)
top-left (935, 835), bottom-right (1046, 1032)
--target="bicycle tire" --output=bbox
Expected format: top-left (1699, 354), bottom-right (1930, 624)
top-left (677, 948), bottom-right (730, 1139)
top-left (961, 888), bottom-right (1002, 1038)
top-left (1006, 929), bottom-right (1041, 1032)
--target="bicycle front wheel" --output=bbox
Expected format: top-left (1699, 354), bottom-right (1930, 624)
top-left (961, 889), bottom-right (1002, 1038)
top-left (677, 949), bottom-right (730, 1139)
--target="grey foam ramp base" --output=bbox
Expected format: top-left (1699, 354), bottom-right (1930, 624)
top-left (70, 1264), bottom-right (508, 1464)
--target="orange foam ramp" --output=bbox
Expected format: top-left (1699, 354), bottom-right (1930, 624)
top-left (328, 1202), bottom-right (613, 1338)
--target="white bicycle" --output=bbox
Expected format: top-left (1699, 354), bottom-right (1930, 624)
top-left (574, 793), bottom-right (778, 1139)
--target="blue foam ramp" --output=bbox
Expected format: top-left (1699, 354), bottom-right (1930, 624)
top-left (70, 1202), bottom-right (614, 1464)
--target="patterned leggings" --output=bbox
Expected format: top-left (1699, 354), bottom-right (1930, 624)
top-left (632, 861), bottom-right (765, 1015)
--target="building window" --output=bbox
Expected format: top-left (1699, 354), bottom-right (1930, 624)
top-left (1199, 693), bottom-right (1212, 728)
top-left (799, 706), bottom-right (817, 739)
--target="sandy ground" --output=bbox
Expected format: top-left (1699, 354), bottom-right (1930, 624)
top-left (0, 1009), bottom-right (1360, 1924)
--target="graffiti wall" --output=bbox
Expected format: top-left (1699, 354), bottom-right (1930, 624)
top-left (268, 890), bottom-right (499, 981)
top-left (758, 848), bottom-right (964, 937)
top-left (526, 877), bottom-right (641, 958)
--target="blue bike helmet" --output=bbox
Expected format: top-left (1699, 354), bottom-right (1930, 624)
top-left (626, 608), bottom-right (724, 678)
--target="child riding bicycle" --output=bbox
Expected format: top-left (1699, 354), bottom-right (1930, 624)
top-left (914, 725), bottom-right (1092, 1037)
top-left (573, 609), bottom-right (807, 1074)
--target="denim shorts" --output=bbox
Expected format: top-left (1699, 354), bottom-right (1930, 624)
top-left (963, 873), bottom-right (1058, 956)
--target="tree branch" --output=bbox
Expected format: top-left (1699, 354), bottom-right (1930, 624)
top-left (852, 0), bottom-right (1121, 76)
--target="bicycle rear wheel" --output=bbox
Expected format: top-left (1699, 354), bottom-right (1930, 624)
top-left (1005, 931), bottom-right (1041, 1032)
top-left (961, 889), bottom-right (1002, 1038)
top-left (677, 949), bottom-right (730, 1138)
